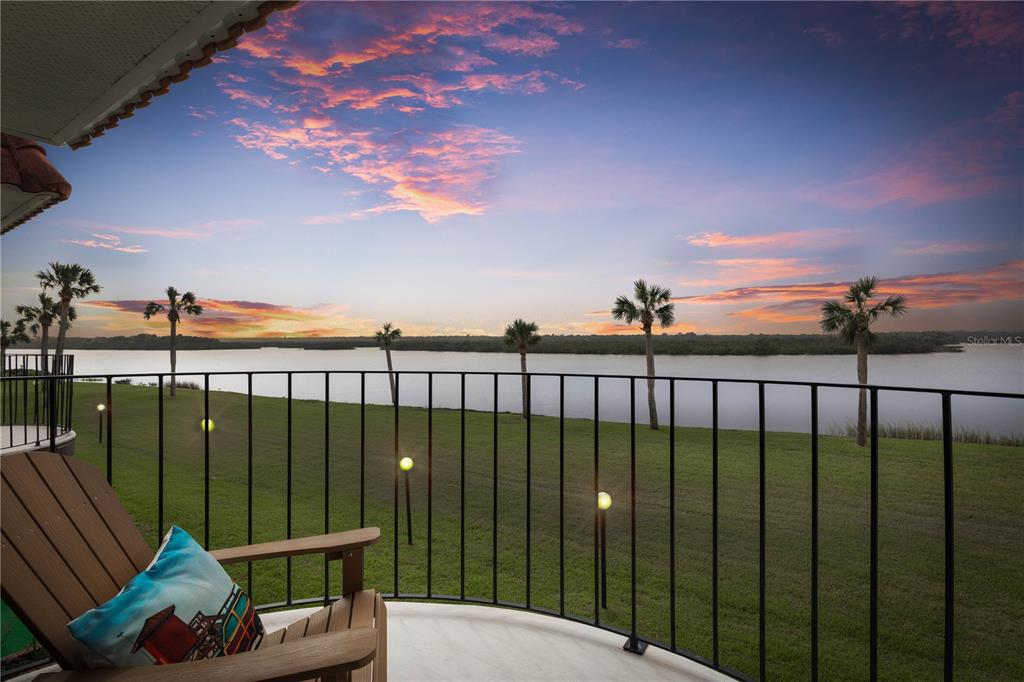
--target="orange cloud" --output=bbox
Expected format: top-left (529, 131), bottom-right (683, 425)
top-left (674, 261), bottom-right (1024, 323)
top-left (83, 299), bottom-right (376, 338)
top-left (683, 229), bottom-right (852, 249)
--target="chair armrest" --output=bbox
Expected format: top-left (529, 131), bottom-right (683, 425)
top-left (209, 527), bottom-right (380, 565)
top-left (37, 627), bottom-right (377, 682)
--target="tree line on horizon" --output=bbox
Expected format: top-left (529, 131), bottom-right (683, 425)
top-left (3, 263), bottom-right (910, 446)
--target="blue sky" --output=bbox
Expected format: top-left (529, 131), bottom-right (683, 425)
top-left (2, 2), bottom-right (1021, 337)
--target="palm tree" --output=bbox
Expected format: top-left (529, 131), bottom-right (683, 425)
top-left (15, 293), bottom-right (71, 374)
top-left (504, 319), bottom-right (541, 419)
top-left (375, 322), bottom-right (402, 405)
top-left (1, 319), bottom-right (31, 375)
top-left (143, 287), bottom-right (203, 397)
top-left (612, 279), bottom-right (676, 430)
top-left (36, 262), bottom-right (101, 363)
top-left (820, 276), bottom-right (907, 447)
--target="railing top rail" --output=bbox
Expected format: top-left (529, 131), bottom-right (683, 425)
top-left (3, 368), bottom-right (1022, 400)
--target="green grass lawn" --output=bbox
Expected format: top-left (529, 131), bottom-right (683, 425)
top-left (55, 381), bottom-right (1023, 680)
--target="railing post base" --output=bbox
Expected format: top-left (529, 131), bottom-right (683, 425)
top-left (623, 637), bottom-right (647, 655)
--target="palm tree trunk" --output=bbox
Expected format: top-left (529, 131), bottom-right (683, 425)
top-left (645, 327), bottom-right (659, 430)
top-left (54, 298), bottom-right (71, 361)
top-left (856, 333), bottom-right (868, 447)
top-left (40, 325), bottom-right (50, 375)
top-left (386, 348), bottom-right (396, 406)
top-left (170, 319), bottom-right (177, 397)
top-left (520, 351), bottom-right (528, 419)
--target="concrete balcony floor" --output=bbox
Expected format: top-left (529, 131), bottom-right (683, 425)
top-left (12, 601), bottom-right (727, 681)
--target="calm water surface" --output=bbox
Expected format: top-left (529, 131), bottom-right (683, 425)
top-left (44, 345), bottom-right (1024, 436)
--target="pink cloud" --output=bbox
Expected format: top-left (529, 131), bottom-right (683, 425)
top-left (889, 2), bottom-right (1024, 49)
top-left (815, 90), bottom-right (1024, 209)
top-left (236, 3), bottom-right (583, 75)
top-left (680, 258), bottom-right (834, 288)
top-left (222, 88), bottom-right (274, 109)
top-left (483, 32), bottom-right (560, 56)
top-left (900, 242), bottom-right (996, 255)
top-left (684, 229), bottom-right (853, 249)
top-left (66, 233), bottom-right (146, 254)
top-left (228, 117), bottom-right (520, 222)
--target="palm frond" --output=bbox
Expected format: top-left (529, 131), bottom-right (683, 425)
top-left (655, 302), bottom-right (675, 328)
top-left (143, 302), bottom-right (165, 320)
top-left (611, 295), bottom-right (638, 323)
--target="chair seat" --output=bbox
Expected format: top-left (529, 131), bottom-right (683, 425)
top-left (259, 590), bottom-right (386, 682)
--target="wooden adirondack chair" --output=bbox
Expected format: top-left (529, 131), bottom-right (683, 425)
top-left (0, 451), bottom-right (387, 681)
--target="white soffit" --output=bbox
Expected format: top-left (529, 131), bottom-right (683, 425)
top-left (0, 1), bottom-right (279, 147)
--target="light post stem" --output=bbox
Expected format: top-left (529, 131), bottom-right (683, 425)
top-left (404, 471), bottom-right (413, 545)
top-left (98, 410), bottom-right (103, 443)
top-left (600, 508), bottom-right (608, 608)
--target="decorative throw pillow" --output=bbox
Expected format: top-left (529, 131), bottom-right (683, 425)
top-left (68, 525), bottom-right (264, 668)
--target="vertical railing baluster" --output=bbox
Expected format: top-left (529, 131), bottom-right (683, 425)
top-left (157, 375), bottom-right (164, 546)
top-left (670, 379), bottom-right (677, 651)
top-left (324, 372), bottom-right (330, 604)
top-left (492, 373), bottom-right (498, 605)
top-left (460, 372), bottom-right (466, 600)
top-left (526, 373), bottom-right (532, 609)
top-left (203, 374), bottom-right (209, 549)
top-left (360, 372), bottom-right (365, 528)
top-left (22, 359), bottom-right (28, 444)
top-left (247, 373), bottom-right (253, 601)
top-left (759, 382), bottom-right (767, 680)
top-left (104, 377), bottom-right (112, 481)
top-left (66, 358), bottom-right (74, 434)
top-left (427, 373), bottom-right (433, 598)
top-left (870, 388), bottom-right (879, 681)
top-left (811, 385), bottom-right (820, 682)
top-left (624, 378), bottom-right (645, 654)
top-left (559, 374), bottom-right (565, 617)
top-left (593, 376), bottom-right (600, 625)
top-left (942, 392), bottom-right (954, 682)
top-left (712, 380), bottom-right (720, 667)
top-left (33, 355), bottom-right (39, 445)
top-left (393, 373), bottom-right (400, 596)
top-left (286, 373), bottom-right (293, 604)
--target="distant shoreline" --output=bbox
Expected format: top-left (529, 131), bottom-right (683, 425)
top-left (13, 330), bottom-right (1020, 355)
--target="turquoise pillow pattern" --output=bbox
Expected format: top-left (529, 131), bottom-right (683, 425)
top-left (68, 525), bottom-right (264, 667)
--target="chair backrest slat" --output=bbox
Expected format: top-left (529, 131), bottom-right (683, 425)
top-left (0, 451), bottom-right (154, 670)
top-left (1, 532), bottom-right (87, 670)
top-left (57, 455), bottom-right (153, 572)
top-left (1, 465), bottom-right (122, 602)
top-left (30, 452), bottom-right (151, 577)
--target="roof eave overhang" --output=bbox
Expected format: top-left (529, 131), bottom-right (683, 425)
top-left (18, 1), bottom-right (297, 150)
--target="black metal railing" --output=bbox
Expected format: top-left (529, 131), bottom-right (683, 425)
top-left (0, 353), bottom-right (74, 452)
top-left (2, 367), bottom-right (1021, 682)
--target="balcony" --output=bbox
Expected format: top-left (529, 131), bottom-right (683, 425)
top-left (2, 366), bottom-right (1021, 680)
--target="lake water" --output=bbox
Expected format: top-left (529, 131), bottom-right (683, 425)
top-left (21, 345), bottom-right (1024, 436)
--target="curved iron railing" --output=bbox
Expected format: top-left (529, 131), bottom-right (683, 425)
top-left (0, 353), bottom-right (74, 452)
top-left (1, 367), bottom-right (1021, 681)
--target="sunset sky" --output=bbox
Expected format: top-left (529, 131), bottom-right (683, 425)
top-left (2, 2), bottom-right (1022, 338)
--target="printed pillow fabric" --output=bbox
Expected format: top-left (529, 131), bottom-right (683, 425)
top-left (67, 525), bottom-right (264, 668)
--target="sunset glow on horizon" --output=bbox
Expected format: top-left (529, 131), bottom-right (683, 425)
top-left (2, 2), bottom-right (1021, 337)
